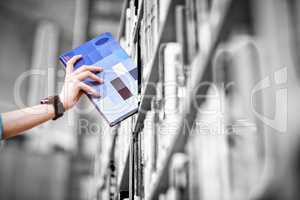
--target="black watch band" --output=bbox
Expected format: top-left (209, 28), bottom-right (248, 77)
top-left (40, 95), bottom-right (65, 120)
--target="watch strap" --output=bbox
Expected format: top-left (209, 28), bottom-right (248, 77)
top-left (40, 95), bottom-right (65, 120)
top-left (53, 96), bottom-right (64, 120)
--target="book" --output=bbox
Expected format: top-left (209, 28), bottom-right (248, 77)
top-left (59, 32), bottom-right (138, 126)
top-left (175, 5), bottom-right (189, 66)
top-left (195, 0), bottom-right (211, 53)
top-left (163, 43), bottom-right (180, 117)
top-left (185, 0), bottom-right (199, 63)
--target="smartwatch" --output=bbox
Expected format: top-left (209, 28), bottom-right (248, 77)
top-left (40, 95), bottom-right (65, 120)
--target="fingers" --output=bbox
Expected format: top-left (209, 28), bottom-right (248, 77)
top-left (73, 65), bottom-right (103, 75)
top-left (76, 71), bottom-right (103, 83)
top-left (66, 55), bottom-right (82, 75)
top-left (79, 82), bottom-right (100, 97)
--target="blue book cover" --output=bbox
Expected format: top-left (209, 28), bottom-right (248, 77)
top-left (60, 32), bottom-right (138, 126)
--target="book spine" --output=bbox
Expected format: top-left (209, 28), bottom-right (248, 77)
top-left (185, 0), bottom-right (198, 63)
top-left (175, 5), bottom-right (188, 66)
top-left (196, 0), bottom-right (211, 53)
top-left (59, 56), bottom-right (68, 67)
top-left (164, 43), bottom-right (180, 117)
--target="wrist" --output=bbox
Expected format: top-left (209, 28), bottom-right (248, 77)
top-left (40, 95), bottom-right (65, 120)
top-left (59, 93), bottom-right (66, 110)
top-left (59, 93), bottom-right (70, 111)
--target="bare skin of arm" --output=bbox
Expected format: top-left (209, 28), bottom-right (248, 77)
top-left (1, 55), bottom-right (103, 140)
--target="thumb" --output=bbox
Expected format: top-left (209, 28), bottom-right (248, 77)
top-left (66, 55), bottom-right (82, 75)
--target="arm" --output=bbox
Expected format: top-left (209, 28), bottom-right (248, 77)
top-left (1, 55), bottom-right (103, 140)
top-left (2, 104), bottom-right (56, 139)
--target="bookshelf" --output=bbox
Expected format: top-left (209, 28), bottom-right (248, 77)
top-left (97, 0), bottom-right (300, 200)
top-left (142, 1), bottom-right (236, 197)
top-left (116, 0), bottom-right (185, 195)
top-left (118, 0), bottom-right (183, 135)
top-left (116, 0), bottom-right (235, 199)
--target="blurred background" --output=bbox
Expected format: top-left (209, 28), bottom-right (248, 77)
top-left (0, 0), bottom-right (122, 199)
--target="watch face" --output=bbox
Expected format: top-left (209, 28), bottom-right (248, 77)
top-left (40, 98), bottom-right (48, 104)
top-left (40, 96), bottom-right (54, 104)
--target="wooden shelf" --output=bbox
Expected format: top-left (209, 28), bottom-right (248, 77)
top-left (133, 0), bottom-right (182, 133)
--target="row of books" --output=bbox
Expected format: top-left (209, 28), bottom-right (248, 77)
top-left (145, 30), bottom-right (264, 199)
top-left (177, 0), bottom-right (230, 65)
top-left (111, 0), bottom-right (235, 199)
top-left (139, 0), bottom-right (171, 89)
top-left (100, 0), bottom-right (300, 200)
top-left (138, 0), bottom-right (228, 195)
top-left (140, 38), bottom-right (188, 198)
top-left (185, 31), bottom-right (263, 200)
top-left (118, 0), bottom-right (167, 192)
top-left (134, 0), bottom-right (262, 198)
top-left (151, 0), bottom-right (300, 197)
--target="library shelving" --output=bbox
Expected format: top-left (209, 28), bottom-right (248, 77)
top-left (97, 0), bottom-right (300, 200)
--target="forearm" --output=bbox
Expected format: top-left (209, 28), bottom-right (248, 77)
top-left (2, 104), bottom-right (55, 139)
top-left (0, 56), bottom-right (102, 140)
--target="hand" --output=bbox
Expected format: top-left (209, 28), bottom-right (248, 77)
top-left (59, 55), bottom-right (103, 111)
